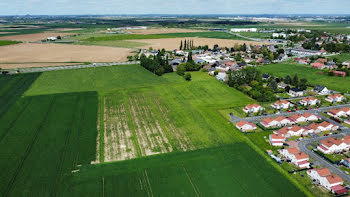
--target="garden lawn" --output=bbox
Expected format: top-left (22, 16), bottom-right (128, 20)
top-left (258, 63), bottom-right (350, 93)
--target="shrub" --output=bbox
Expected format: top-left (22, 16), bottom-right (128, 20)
top-left (184, 73), bottom-right (192, 81)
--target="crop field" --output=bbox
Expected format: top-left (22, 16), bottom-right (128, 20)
top-left (62, 144), bottom-right (306, 197)
top-left (258, 63), bottom-right (350, 93)
top-left (0, 40), bottom-right (21, 46)
top-left (0, 43), bottom-right (132, 65)
top-left (129, 28), bottom-right (205, 34)
top-left (0, 64), bottom-right (312, 196)
top-left (0, 91), bottom-right (98, 196)
top-left (82, 32), bottom-right (248, 41)
top-left (0, 73), bottom-right (41, 117)
top-left (0, 32), bottom-right (76, 42)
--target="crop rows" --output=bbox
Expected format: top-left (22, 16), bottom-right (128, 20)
top-left (0, 92), bottom-right (98, 196)
top-left (102, 91), bottom-right (194, 162)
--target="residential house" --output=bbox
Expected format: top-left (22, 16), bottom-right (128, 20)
top-left (317, 135), bottom-right (350, 154)
top-left (277, 82), bottom-right (288, 89)
top-left (318, 121), bottom-right (339, 131)
top-left (331, 70), bottom-right (346, 77)
top-left (275, 116), bottom-right (293, 126)
top-left (307, 168), bottom-right (347, 194)
top-left (288, 125), bottom-right (305, 136)
top-left (288, 88), bottom-right (303, 97)
top-left (269, 134), bottom-right (285, 146)
top-left (289, 114), bottom-right (307, 123)
top-left (302, 112), bottom-right (321, 122)
top-left (236, 121), bottom-right (257, 132)
top-left (312, 62), bottom-right (325, 69)
top-left (243, 104), bottom-right (264, 114)
top-left (299, 97), bottom-right (319, 106)
top-left (314, 85), bottom-right (329, 95)
top-left (271, 100), bottom-right (292, 110)
top-left (261, 117), bottom-right (280, 128)
top-left (345, 119), bottom-right (350, 125)
top-left (327, 108), bottom-right (347, 118)
top-left (279, 148), bottom-right (310, 168)
top-left (325, 94), bottom-right (345, 103)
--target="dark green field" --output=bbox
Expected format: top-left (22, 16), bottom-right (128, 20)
top-left (62, 144), bottom-right (306, 197)
top-left (0, 40), bottom-right (21, 46)
top-left (0, 65), bottom-right (312, 196)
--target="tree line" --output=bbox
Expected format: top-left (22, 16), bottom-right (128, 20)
top-left (140, 49), bottom-right (173, 76)
top-left (179, 40), bottom-right (194, 50)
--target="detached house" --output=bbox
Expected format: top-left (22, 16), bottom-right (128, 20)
top-left (314, 85), bottom-right (329, 95)
top-left (325, 94), bottom-right (345, 103)
top-left (271, 100), bottom-right (293, 110)
top-left (279, 148), bottom-right (310, 168)
top-left (307, 168), bottom-right (347, 194)
top-left (289, 114), bottom-right (306, 123)
top-left (269, 134), bottom-right (285, 146)
top-left (261, 117), bottom-right (280, 128)
top-left (317, 135), bottom-right (350, 154)
top-left (312, 62), bottom-right (325, 69)
top-left (302, 112), bottom-right (321, 122)
top-left (299, 97), bottom-right (319, 106)
top-left (288, 88), bottom-right (304, 97)
top-left (275, 116), bottom-right (293, 126)
top-left (243, 104), bottom-right (264, 114)
top-left (236, 121), bottom-right (257, 132)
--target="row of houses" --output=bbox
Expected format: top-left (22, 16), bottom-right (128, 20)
top-left (318, 135), bottom-right (350, 154)
top-left (327, 107), bottom-right (350, 118)
top-left (261, 113), bottom-right (320, 128)
top-left (325, 94), bottom-right (346, 103)
top-left (307, 168), bottom-right (347, 195)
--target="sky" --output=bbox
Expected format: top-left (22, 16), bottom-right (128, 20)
top-left (0, 0), bottom-right (350, 15)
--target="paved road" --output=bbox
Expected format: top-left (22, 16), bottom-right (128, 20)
top-left (230, 103), bottom-right (350, 123)
top-left (4, 61), bottom-right (140, 74)
top-left (298, 126), bottom-right (350, 183)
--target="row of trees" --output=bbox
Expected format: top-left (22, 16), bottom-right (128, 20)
top-left (140, 50), bottom-right (173, 76)
top-left (282, 74), bottom-right (308, 90)
top-left (179, 40), bottom-right (194, 50)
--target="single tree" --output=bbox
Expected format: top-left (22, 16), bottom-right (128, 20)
top-left (180, 40), bottom-right (183, 50)
top-left (292, 74), bottom-right (299, 86)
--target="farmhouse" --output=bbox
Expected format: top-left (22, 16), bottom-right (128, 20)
top-left (299, 97), bottom-right (319, 106)
top-left (279, 148), bottom-right (310, 168)
top-left (236, 121), bottom-right (257, 132)
top-left (314, 85), bottom-right (329, 95)
top-left (271, 100), bottom-right (292, 110)
top-left (288, 88), bottom-right (303, 97)
top-left (317, 135), bottom-right (350, 154)
top-left (269, 134), bottom-right (285, 146)
top-left (325, 94), bottom-right (345, 103)
top-left (307, 168), bottom-right (347, 194)
top-left (243, 103), bottom-right (264, 113)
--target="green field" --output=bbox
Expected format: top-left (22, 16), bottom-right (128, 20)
top-left (0, 65), bottom-right (313, 196)
top-left (62, 144), bottom-right (306, 197)
top-left (0, 40), bottom-right (21, 46)
top-left (81, 31), bottom-right (248, 42)
top-left (238, 32), bottom-right (272, 39)
top-left (257, 63), bottom-right (350, 93)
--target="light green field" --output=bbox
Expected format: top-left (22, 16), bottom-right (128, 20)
top-left (258, 63), bottom-right (350, 93)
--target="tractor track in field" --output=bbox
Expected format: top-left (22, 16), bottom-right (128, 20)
top-left (0, 97), bottom-right (32, 143)
top-left (3, 97), bottom-right (56, 197)
top-left (51, 96), bottom-right (81, 197)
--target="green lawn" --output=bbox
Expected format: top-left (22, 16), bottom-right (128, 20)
top-left (258, 63), bottom-right (350, 93)
top-left (61, 144), bottom-right (307, 197)
top-left (0, 40), bottom-right (21, 46)
top-left (0, 65), bottom-right (314, 196)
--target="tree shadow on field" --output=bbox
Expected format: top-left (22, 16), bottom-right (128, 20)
top-left (0, 72), bottom-right (41, 118)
